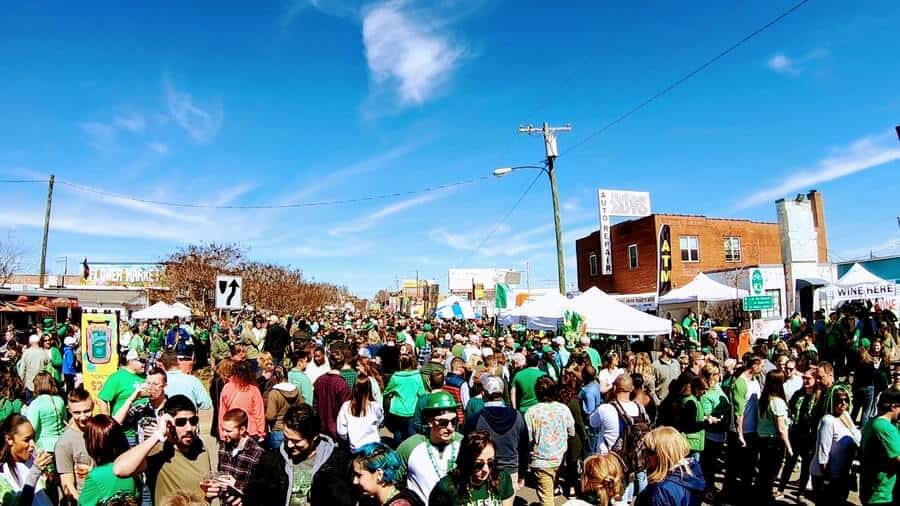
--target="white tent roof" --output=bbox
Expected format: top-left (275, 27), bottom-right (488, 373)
top-left (435, 295), bottom-right (476, 320)
top-left (132, 301), bottom-right (179, 320)
top-left (499, 292), bottom-right (571, 330)
top-left (836, 263), bottom-right (885, 286)
top-left (171, 302), bottom-right (193, 319)
top-left (570, 287), bottom-right (671, 335)
top-left (659, 273), bottom-right (748, 305)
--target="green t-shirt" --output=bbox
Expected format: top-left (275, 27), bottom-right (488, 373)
top-left (0, 399), bottom-right (22, 426)
top-left (512, 367), bottom-right (546, 413)
top-left (860, 416), bottom-right (900, 505)
top-left (289, 458), bottom-right (315, 506)
top-left (128, 334), bottom-right (145, 355)
top-left (147, 329), bottom-right (165, 353)
top-left (78, 462), bottom-right (139, 506)
top-left (98, 368), bottom-right (143, 434)
top-left (430, 469), bottom-right (514, 505)
top-left (757, 396), bottom-right (788, 438)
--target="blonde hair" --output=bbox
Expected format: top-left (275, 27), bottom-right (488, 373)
top-left (581, 453), bottom-right (625, 504)
top-left (632, 352), bottom-right (653, 379)
top-left (158, 490), bottom-right (206, 506)
top-left (258, 352), bottom-right (274, 372)
top-left (700, 363), bottom-right (720, 386)
top-left (643, 426), bottom-right (691, 484)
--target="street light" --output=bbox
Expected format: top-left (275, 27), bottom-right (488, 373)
top-left (492, 164), bottom-right (566, 295)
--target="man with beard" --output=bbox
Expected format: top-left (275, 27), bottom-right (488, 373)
top-left (305, 346), bottom-right (330, 385)
top-left (113, 395), bottom-right (219, 505)
top-left (397, 391), bottom-right (463, 504)
top-left (246, 404), bottom-right (356, 506)
top-left (54, 387), bottom-right (94, 504)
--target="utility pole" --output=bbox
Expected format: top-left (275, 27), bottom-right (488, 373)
top-left (38, 174), bottom-right (55, 289)
top-left (519, 122), bottom-right (572, 295)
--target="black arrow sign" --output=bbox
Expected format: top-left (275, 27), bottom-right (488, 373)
top-left (226, 280), bottom-right (240, 306)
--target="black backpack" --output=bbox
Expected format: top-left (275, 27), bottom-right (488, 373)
top-left (610, 400), bottom-right (652, 475)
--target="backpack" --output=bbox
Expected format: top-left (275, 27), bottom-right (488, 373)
top-left (609, 400), bottom-right (652, 475)
top-left (174, 329), bottom-right (193, 356)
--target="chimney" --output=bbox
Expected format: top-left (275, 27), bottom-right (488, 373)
top-left (807, 190), bottom-right (828, 262)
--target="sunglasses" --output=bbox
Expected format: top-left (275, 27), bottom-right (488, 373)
top-left (835, 398), bottom-right (850, 405)
top-left (432, 417), bottom-right (456, 428)
top-left (173, 416), bottom-right (199, 427)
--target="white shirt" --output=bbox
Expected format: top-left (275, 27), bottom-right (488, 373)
top-left (0, 459), bottom-right (52, 506)
top-left (336, 400), bottom-right (384, 452)
top-left (783, 373), bottom-right (803, 402)
top-left (597, 368), bottom-right (625, 391)
top-left (407, 438), bottom-right (460, 504)
top-left (305, 360), bottom-right (330, 385)
top-left (589, 400), bottom-right (640, 454)
top-left (811, 414), bottom-right (861, 478)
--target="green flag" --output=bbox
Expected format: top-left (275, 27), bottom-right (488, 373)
top-left (495, 283), bottom-right (510, 309)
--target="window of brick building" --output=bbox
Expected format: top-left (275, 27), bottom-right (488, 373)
top-left (679, 236), bottom-right (699, 262)
top-left (724, 236), bottom-right (742, 262)
top-left (589, 254), bottom-right (598, 276)
top-left (760, 289), bottom-right (782, 319)
top-left (628, 244), bottom-right (639, 269)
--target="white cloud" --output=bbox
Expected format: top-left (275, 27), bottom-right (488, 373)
top-left (362, 1), bottom-right (464, 106)
top-left (738, 131), bottom-right (900, 209)
top-left (163, 76), bottom-right (223, 143)
top-left (767, 53), bottom-right (794, 74)
top-left (329, 190), bottom-right (452, 235)
top-left (114, 113), bottom-right (146, 133)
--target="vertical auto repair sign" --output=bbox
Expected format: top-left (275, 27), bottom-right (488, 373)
top-left (598, 189), bottom-right (651, 276)
top-left (658, 224), bottom-right (672, 296)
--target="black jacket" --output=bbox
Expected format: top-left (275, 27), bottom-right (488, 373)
top-left (264, 324), bottom-right (290, 355)
top-left (245, 436), bottom-right (357, 506)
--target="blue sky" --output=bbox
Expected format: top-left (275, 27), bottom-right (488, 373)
top-left (1, 0), bottom-right (899, 297)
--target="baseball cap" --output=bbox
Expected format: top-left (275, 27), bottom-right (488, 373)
top-left (553, 336), bottom-right (565, 346)
top-left (482, 375), bottom-right (504, 395)
top-left (125, 349), bottom-right (146, 362)
top-left (63, 336), bottom-right (77, 346)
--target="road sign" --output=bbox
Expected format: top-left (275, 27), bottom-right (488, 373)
top-left (215, 275), bottom-right (242, 309)
top-left (743, 295), bottom-right (774, 311)
top-left (750, 268), bottom-right (764, 296)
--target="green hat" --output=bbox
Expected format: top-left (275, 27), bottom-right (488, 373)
top-left (481, 329), bottom-right (492, 337)
top-left (423, 323), bottom-right (432, 331)
top-left (542, 345), bottom-right (552, 353)
top-left (859, 338), bottom-right (871, 350)
top-left (42, 318), bottom-right (54, 327)
top-left (422, 391), bottom-right (459, 413)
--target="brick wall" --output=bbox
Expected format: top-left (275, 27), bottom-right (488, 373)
top-left (576, 214), bottom-right (783, 294)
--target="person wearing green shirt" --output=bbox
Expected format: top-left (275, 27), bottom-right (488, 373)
top-left (98, 350), bottom-right (145, 441)
top-left (78, 415), bottom-right (139, 506)
top-left (676, 377), bottom-right (717, 457)
top-left (859, 389), bottom-right (900, 506)
top-left (578, 337), bottom-right (601, 371)
top-left (41, 336), bottom-right (63, 385)
top-left (429, 431), bottom-right (515, 506)
top-left (511, 354), bottom-right (546, 414)
top-left (25, 372), bottom-right (66, 453)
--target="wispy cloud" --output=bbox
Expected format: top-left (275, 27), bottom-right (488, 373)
top-left (361, 1), bottom-right (465, 106)
top-left (114, 113), bottom-right (146, 133)
top-left (281, 0), bottom-right (357, 28)
top-left (737, 130), bottom-right (900, 209)
top-left (834, 237), bottom-right (900, 261)
top-left (767, 48), bottom-right (828, 76)
top-left (163, 75), bottom-right (223, 143)
top-left (329, 190), bottom-right (453, 236)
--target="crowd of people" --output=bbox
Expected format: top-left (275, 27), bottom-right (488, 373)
top-left (0, 302), bottom-right (898, 506)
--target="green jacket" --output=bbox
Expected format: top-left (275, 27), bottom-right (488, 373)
top-left (677, 394), bottom-right (705, 452)
top-left (384, 370), bottom-right (426, 417)
top-left (45, 347), bottom-right (63, 383)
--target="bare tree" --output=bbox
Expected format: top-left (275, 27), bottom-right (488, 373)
top-left (0, 234), bottom-right (25, 286)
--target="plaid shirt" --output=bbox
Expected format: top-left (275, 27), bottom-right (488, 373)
top-left (217, 436), bottom-right (265, 494)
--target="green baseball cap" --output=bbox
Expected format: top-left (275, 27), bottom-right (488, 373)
top-left (422, 391), bottom-right (459, 413)
top-left (423, 323), bottom-right (432, 331)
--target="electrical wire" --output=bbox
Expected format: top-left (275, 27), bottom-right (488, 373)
top-left (561, 0), bottom-right (813, 157)
top-left (458, 169), bottom-right (545, 267)
top-left (0, 179), bottom-right (47, 184)
top-left (52, 175), bottom-right (494, 209)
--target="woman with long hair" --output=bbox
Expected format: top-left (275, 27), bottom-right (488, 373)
top-left (558, 368), bottom-right (586, 498)
top-left (78, 415), bottom-right (138, 506)
top-left (631, 353), bottom-right (657, 403)
top-left (383, 354), bottom-right (426, 445)
top-left (0, 414), bottom-right (54, 506)
top-left (699, 364), bottom-right (730, 500)
top-left (636, 427), bottom-right (705, 506)
top-left (357, 357), bottom-right (384, 405)
top-left (810, 387), bottom-right (859, 505)
top-left (208, 357), bottom-right (234, 438)
top-left (598, 351), bottom-right (624, 395)
top-left (352, 442), bottom-right (422, 506)
top-left (429, 431), bottom-right (515, 506)
top-left (337, 374), bottom-right (384, 451)
top-left (25, 372), bottom-right (65, 454)
top-left (850, 342), bottom-right (876, 427)
top-left (218, 360), bottom-right (266, 441)
top-left (756, 370), bottom-right (793, 504)
top-left (571, 453), bottom-right (627, 506)
top-left (0, 363), bottom-right (25, 424)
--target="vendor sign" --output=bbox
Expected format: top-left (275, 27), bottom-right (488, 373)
top-left (834, 282), bottom-right (897, 301)
top-left (80, 312), bottom-right (119, 403)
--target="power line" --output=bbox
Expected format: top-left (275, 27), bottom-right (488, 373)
top-left (52, 175), bottom-right (493, 210)
top-left (561, 0), bottom-right (813, 157)
top-left (0, 179), bottom-right (46, 184)
top-left (458, 169), bottom-right (545, 267)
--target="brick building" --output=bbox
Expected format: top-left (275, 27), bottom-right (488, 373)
top-left (576, 214), bottom-right (783, 294)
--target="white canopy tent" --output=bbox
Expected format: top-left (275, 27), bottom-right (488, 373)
top-left (836, 263), bottom-right (884, 286)
top-left (570, 287), bottom-right (671, 335)
top-left (132, 301), bottom-right (180, 320)
top-left (659, 273), bottom-right (749, 305)
top-left (171, 302), bottom-right (193, 319)
top-left (435, 295), bottom-right (476, 320)
top-left (498, 292), bottom-right (571, 331)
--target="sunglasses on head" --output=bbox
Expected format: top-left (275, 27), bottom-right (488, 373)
top-left (173, 416), bottom-right (199, 427)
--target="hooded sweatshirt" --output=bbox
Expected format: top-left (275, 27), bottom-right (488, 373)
top-left (384, 370), bottom-right (426, 417)
top-left (637, 458), bottom-right (706, 506)
top-left (266, 383), bottom-right (302, 432)
top-left (464, 402), bottom-right (530, 476)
